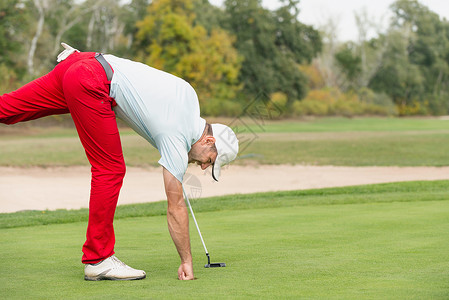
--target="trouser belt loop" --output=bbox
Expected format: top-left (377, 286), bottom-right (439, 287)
top-left (95, 53), bottom-right (113, 81)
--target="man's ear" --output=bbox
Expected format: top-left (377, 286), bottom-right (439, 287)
top-left (203, 136), bottom-right (216, 146)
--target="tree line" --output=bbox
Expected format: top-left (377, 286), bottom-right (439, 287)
top-left (1, 0), bottom-right (448, 117)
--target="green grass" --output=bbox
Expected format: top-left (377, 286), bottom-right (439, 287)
top-left (3, 116), bottom-right (448, 136)
top-left (0, 130), bottom-right (160, 167)
top-left (242, 131), bottom-right (449, 166)
top-left (241, 116), bottom-right (449, 132)
top-left (2, 180), bottom-right (448, 229)
top-left (1, 117), bottom-right (449, 167)
top-left (1, 181), bottom-right (449, 299)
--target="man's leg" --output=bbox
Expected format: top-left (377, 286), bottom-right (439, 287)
top-left (0, 55), bottom-right (122, 263)
top-left (0, 73), bottom-right (68, 124)
top-left (62, 59), bottom-right (125, 264)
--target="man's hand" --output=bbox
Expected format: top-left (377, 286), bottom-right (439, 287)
top-left (163, 167), bottom-right (195, 280)
top-left (178, 262), bottom-right (194, 280)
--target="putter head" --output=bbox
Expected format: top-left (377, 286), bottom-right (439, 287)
top-left (205, 253), bottom-right (226, 268)
top-left (205, 262), bottom-right (226, 268)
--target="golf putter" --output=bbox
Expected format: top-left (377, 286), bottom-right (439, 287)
top-left (182, 186), bottom-right (226, 268)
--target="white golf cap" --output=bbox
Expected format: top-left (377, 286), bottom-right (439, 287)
top-left (211, 123), bottom-right (239, 181)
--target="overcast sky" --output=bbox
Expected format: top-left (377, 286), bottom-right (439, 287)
top-left (208, 0), bottom-right (449, 41)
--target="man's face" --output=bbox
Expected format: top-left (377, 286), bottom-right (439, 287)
top-left (188, 136), bottom-right (218, 170)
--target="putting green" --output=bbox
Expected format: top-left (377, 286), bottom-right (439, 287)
top-left (1, 183), bottom-right (448, 298)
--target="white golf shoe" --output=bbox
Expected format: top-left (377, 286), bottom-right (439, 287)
top-left (84, 255), bottom-right (146, 281)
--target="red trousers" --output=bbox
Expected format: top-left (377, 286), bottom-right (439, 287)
top-left (0, 52), bottom-right (125, 264)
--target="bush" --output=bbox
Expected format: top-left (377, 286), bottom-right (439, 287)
top-left (397, 100), bottom-right (430, 116)
top-left (332, 92), bottom-right (360, 116)
top-left (363, 103), bottom-right (396, 116)
top-left (292, 99), bottom-right (329, 116)
top-left (427, 94), bottom-right (449, 116)
top-left (304, 88), bottom-right (339, 104)
top-left (357, 87), bottom-right (397, 115)
top-left (293, 87), bottom-right (398, 117)
top-left (0, 64), bottom-right (20, 93)
top-left (267, 92), bottom-right (288, 117)
top-left (299, 64), bottom-right (325, 90)
top-left (202, 98), bottom-right (243, 117)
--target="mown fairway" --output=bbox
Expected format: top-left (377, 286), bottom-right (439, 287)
top-left (1, 181), bottom-right (449, 299)
top-left (1, 117), bottom-right (449, 167)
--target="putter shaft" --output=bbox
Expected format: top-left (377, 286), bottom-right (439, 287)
top-left (182, 186), bottom-right (226, 268)
top-left (182, 187), bottom-right (209, 254)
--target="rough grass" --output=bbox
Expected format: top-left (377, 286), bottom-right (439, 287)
top-left (242, 116), bottom-right (449, 132)
top-left (240, 131), bottom-right (449, 166)
top-left (1, 181), bottom-right (448, 299)
top-left (1, 117), bottom-right (449, 167)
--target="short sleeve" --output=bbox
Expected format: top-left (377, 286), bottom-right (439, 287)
top-left (156, 134), bottom-right (189, 183)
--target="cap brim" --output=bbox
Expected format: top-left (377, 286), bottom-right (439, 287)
top-left (210, 123), bottom-right (239, 182)
top-left (211, 162), bottom-right (221, 182)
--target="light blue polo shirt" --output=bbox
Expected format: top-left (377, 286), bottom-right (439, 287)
top-left (104, 54), bottom-right (206, 183)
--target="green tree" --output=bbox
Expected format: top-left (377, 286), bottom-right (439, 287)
top-left (333, 9), bottom-right (389, 92)
top-left (369, 0), bottom-right (449, 114)
top-left (0, 0), bottom-right (144, 88)
top-left (222, 0), bottom-right (321, 106)
top-left (0, 0), bottom-right (31, 89)
top-left (0, 0), bottom-right (29, 68)
top-left (116, 0), bottom-right (151, 57)
top-left (369, 28), bottom-right (424, 109)
top-left (394, 0), bottom-right (449, 114)
top-left (334, 42), bottom-right (362, 90)
top-left (193, 0), bottom-right (224, 33)
top-left (135, 0), bottom-right (242, 115)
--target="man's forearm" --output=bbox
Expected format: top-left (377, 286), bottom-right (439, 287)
top-left (162, 167), bottom-right (194, 280)
top-left (167, 203), bottom-right (192, 263)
